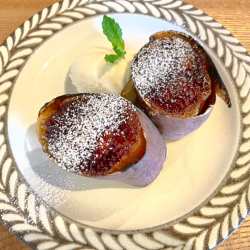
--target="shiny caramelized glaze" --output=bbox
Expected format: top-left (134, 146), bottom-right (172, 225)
top-left (41, 94), bottom-right (146, 176)
top-left (131, 32), bottom-right (212, 119)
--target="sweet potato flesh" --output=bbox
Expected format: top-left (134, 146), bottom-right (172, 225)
top-left (132, 31), bottom-right (212, 119)
top-left (38, 94), bottom-right (146, 177)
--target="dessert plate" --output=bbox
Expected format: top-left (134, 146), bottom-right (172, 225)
top-left (1, 0), bottom-right (250, 249)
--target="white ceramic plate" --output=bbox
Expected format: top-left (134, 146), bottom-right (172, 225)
top-left (1, 0), bottom-right (250, 249)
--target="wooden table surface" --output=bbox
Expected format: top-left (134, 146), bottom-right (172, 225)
top-left (0, 0), bottom-right (250, 249)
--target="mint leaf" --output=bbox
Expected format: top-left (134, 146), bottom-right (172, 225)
top-left (104, 47), bottom-right (126, 63)
top-left (104, 50), bottom-right (126, 63)
top-left (113, 45), bottom-right (126, 57)
top-left (104, 54), bottom-right (120, 63)
top-left (102, 15), bottom-right (126, 63)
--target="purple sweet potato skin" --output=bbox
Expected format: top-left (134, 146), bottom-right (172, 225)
top-left (150, 105), bottom-right (214, 140)
top-left (94, 110), bottom-right (167, 187)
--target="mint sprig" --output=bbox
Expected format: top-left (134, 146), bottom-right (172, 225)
top-left (102, 15), bottom-right (126, 63)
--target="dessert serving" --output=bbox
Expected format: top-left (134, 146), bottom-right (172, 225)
top-left (36, 17), bottom-right (232, 187)
top-left (4, 2), bottom-right (246, 248)
top-left (70, 15), bottom-right (135, 95)
top-left (37, 93), bottom-right (167, 187)
top-left (131, 31), bottom-right (231, 140)
top-left (70, 47), bottom-right (135, 95)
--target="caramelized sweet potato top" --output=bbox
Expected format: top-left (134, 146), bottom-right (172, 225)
top-left (42, 94), bottom-right (146, 176)
top-left (131, 33), bottom-right (212, 119)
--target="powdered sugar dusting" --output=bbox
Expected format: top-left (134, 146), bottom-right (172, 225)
top-left (131, 36), bottom-right (211, 117)
top-left (45, 94), bottom-right (137, 176)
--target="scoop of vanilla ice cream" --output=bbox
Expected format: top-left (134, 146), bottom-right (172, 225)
top-left (70, 47), bottom-right (135, 95)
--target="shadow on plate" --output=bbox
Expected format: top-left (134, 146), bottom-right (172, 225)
top-left (64, 67), bottom-right (78, 94)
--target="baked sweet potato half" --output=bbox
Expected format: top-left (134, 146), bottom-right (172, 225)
top-left (131, 30), bottom-right (231, 140)
top-left (37, 93), bottom-right (166, 187)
